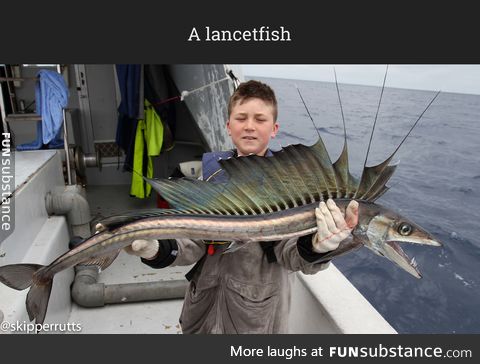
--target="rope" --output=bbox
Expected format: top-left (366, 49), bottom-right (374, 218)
top-left (150, 76), bottom-right (231, 107)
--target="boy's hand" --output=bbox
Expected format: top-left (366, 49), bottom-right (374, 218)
top-left (312, 199), bottom-right (359, 254)
top-left (124, 239), bottom-right (160, 260)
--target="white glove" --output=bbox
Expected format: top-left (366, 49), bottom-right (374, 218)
top-left (312, 199), bottom-right (359, 254)
top-left (124, 239), bottom-right (160, 260)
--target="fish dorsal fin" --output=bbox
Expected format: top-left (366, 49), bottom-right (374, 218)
top-left (332, 142), bottom-right (359, 198)
top-left (102, 137), bottom-right (398, 221)
top-left (362, 161), bottom-right (399, 201)
top-left (148, 178), bottom-right (256, 215)
top-left (353, 156), bottom-right (397, 201)
top-left (309, 138), bottom-right (338, 198)
top-left (145, 138), bottom-right (379, 215)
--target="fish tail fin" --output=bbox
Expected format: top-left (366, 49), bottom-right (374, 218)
top-left (0, 263), bottom-right (52, 324)
top-left (0, 263), bottom-right (44, 290)
top-left (26, 279), bottom-right (53, 324)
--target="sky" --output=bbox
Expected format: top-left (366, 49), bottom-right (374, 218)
top-left (238, 65), bottom-right (480, 95)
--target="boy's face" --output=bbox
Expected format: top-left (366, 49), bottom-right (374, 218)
top-left (227, 98), bottom-right (279, 156)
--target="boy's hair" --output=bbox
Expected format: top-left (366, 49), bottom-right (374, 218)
top-left (228, 80), bottom-right (278, 120)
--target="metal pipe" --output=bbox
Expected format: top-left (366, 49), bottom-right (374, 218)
top-left (63, 108), bottom-right (72, 185)
top-left (0, 77), bottom-right (38, 81)
top-left (83, 153), bottom-right (99, 168)
top-left (57, 64), bottom-right (72, 185)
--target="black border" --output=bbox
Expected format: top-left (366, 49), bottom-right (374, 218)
top-left (1, 334), bottom-right (477, 362)
top-left (1, 2), bottom-right (478, 363)
top-left (1, 1), bottom-right (479, 63)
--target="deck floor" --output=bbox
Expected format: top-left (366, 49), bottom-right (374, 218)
top-left (67, 184), bottom-right (190, 334)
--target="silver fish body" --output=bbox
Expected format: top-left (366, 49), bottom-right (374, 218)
top-left (43, 199), bottom-right (436, 276)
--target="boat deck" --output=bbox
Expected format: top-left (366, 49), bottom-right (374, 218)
top-left (68, 251), bottom-right (189, 334)
top-left (67, 184), bottom-right (190, 334)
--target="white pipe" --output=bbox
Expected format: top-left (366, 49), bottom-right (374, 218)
top-left (71, 266), bottom-right (188, 308)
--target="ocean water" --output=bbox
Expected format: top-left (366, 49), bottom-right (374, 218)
top-left (253, 76), bottom-right (480, 334)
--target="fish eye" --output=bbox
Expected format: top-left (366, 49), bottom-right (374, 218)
top-left (398, 223), bottom-right (413, 236)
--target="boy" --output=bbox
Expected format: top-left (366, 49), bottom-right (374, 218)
top-left (125, 80), bottom-right (359, 333)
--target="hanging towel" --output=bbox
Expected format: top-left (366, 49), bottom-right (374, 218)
top-left (37, 69), bottom-right (69, 144)
top-left (17, 121), bottom-right (43, 150)
top-left (17, 69), bottom-right (69, 150)
top-left (130, 100), bottom-right (164, 198)
top-left (48, 128), bottom-right (65, 149)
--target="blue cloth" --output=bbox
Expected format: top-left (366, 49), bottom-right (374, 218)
top-left (17, 121), bottom-right (43, 150)
top-left (48, 128), bottom-right (65, 149)
top-left (116, 65), bottom-right (141, 119)
top-left (202, 149), bottom-right (274, 183)
top-left (115, 65), bottom-right (142, 170)
top-left (17, 70), bottom-right (69, 150)
top-left (37, 70), bottom-right (69, 144)
top-left (202, 150), bottom-right (235, 183)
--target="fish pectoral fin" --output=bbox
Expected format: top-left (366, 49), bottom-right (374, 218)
top-left (79, 250), bottom-right (121, 272)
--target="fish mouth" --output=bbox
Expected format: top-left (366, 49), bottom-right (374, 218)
top-left (384, 240), bottom-right (422, 278)
top-left (384, 237), bottom-right (442, 279)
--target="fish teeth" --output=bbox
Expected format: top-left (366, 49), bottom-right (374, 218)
top-left (410, 256), bottom-right (418, 268)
